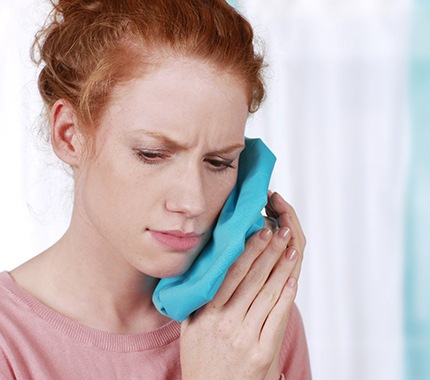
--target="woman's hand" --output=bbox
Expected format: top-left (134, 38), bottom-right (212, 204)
top-left (180, 193), bottom-right (306, 380)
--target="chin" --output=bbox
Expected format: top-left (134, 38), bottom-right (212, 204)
top-left (158, 260), bottom-right (195, 279)
top-left (144, 238), bottom-right (209, 279)
top-left (142, 254), bottom-right (196, 279)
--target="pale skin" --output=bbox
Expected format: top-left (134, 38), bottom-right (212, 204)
top-left (11, 55), bottom-right (305, 379)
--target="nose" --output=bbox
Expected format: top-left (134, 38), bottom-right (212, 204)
top-left (165, 165), bottom-right (208, 218)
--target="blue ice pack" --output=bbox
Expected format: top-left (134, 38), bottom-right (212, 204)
top-left (152, 138), bottom-right (276, 322)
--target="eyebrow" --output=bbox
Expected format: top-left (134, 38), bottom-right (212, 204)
top-left (132, 130), bottom-right (245, 154)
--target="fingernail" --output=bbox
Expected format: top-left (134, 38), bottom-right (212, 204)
top-left (277, 227), bottom-right (290, 240)
top-left (287, 277), bottom-right (297, 287)
top-left (287, 248), bottom-right (297, 261)
top-left (260, 228), bottom-right (272, 241)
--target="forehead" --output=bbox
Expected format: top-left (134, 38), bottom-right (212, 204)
top-left (95, 56), bottom-right (249, 146)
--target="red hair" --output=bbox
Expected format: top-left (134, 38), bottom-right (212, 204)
top-left (33, 0), bottom-right (266, 138)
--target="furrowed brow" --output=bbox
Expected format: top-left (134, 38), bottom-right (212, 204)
top-left (132, 130), bottom-right (187, 150)
top-left (132, 130), bottom-right (244, 154)
top-left (207, 143), bottom-right (245, 155)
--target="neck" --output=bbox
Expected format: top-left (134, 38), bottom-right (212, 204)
top-left (11, 222), bottom-right (171, 334)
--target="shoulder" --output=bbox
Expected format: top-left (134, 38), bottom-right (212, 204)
top-left (0, 270), bottom-right (42, 351)
top-left (0, 272), bottom-right (19, 379)
top-left (0, 271), bottom-right (18, 315)
top-left (279, 303), bottom-right (312, 379)
top-left (0, 271), bottom-right (27, 316)
top-left (0, 271), bottom-right (26, 343)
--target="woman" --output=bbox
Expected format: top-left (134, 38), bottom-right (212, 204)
top-left (0, 0), bottom-right (311, 378)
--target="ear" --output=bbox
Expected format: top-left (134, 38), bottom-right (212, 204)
top-left (50, 99), bottom-right (85, 167)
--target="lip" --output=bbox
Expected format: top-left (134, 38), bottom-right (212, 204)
top-left (148, 229), bottom-right (202, 251)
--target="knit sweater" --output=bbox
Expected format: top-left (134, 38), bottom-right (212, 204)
top-left (0, 271), bottom-right (311, 379)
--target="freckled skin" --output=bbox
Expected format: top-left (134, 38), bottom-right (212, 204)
top-left (72, 57), bottom-right (249, 279)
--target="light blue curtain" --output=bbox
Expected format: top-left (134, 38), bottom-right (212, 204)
top-left (406, 1), bottom-right (430, 379)
top-left (226, 0), bottom-right (240, 9)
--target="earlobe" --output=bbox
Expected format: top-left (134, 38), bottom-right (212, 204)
top-left (50, 99), bottom-right (84, 167)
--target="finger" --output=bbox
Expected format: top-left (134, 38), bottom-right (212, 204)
top-left (271, 193), bottom-right (305, 249)
top-left (266, 193), bottom-right (304, 280)
top-left (244, 246), bottom-right (298, 333)
top-left (224, 227), bottom-right (291, 316)
top-left (270, 193), bottom-right (306, 279)
top-left (259, 275), bottom-right (298, 348)
top-left (210, 227), bottom-right (273, 308)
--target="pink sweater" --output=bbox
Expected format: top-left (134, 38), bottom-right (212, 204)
top-left (0, 271), bottom-right (311, 379)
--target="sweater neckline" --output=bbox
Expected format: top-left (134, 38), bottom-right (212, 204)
top-left (0, 271), bottom-right (181, 352)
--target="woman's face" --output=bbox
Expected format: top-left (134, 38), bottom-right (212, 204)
top-left (72, 57), bottom-right (249, 278)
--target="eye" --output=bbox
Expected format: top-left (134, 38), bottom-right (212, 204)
top-left (135, 149), bottom-right (170, 164)
top-left (205, 158), bottom-right (236, 172)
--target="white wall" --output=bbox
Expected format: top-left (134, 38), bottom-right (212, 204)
top-left (0, 0), bottom-right (71, 269)
top-left (244, 1), bottom-right (409, 379)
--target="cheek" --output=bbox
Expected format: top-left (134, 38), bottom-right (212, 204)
top-left (76, 154), bottom-right (142, 218)
top-left (204, 172), bottom-right (238, 218)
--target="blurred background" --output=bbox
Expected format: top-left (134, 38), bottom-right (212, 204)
top-left (1, 0), bottom-right (429, 379)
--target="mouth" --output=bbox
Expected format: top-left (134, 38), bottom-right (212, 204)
top-left (148, 229), bottom-right (202, 252)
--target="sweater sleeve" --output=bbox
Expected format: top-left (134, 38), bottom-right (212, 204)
top-left (278, 303), bottom-right (312, 379)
